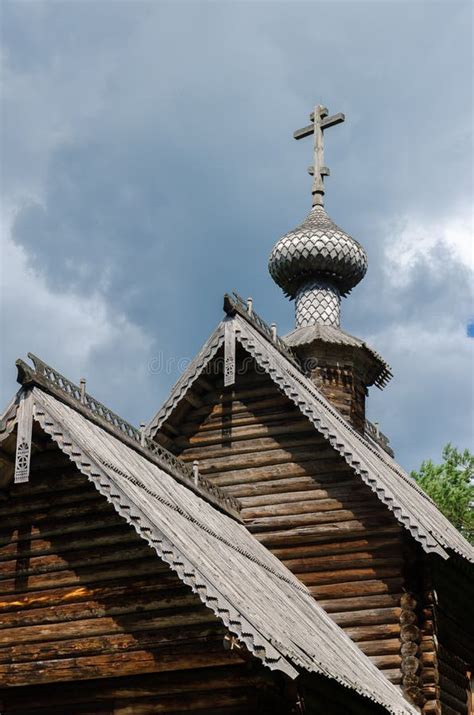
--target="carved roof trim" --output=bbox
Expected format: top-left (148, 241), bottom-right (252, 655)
top-left (223, 292), bottom-right (300, 367)
top-left (15, 353), bottom-right (241, 520)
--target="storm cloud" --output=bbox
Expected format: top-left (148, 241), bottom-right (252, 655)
top-left (1, 0), bottom-right (472, 470)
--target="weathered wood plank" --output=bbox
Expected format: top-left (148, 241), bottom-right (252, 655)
top-left (0, 623), bottom-right (226, 664)
top-left (271, 535), bottom-right (403, 559)
top-left (0, 599), bottom-right (214, 647)
top-left (0, 557), bottom-right (162, 595)
top-left (310, 577), bottom-right (404, 599)
top-left (180, 436), bottom-right (335, 462)
top-left (254, 519), bottom-right (399, 545)
top-left (0, 644), bottom-right (240, 687)
top-left (0, 526), bottom-right (138, 562)
top-left (0, 583), bottom-right (194, 628)
top-left (0, 542), bottom-right (155, 579)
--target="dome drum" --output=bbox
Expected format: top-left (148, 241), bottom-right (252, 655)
top-left (296, 279), bottom-right (341, 328)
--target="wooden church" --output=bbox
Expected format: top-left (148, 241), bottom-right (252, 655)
top-left (0, 105), bottom-right (472, 715)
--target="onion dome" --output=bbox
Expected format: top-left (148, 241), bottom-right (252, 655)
top-left (269, 104), bottom-right (369, 330)
top-left (268, 204), bottom-right (367, 300)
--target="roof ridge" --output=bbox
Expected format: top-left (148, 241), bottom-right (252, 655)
top-left (15, 353), bottom-right (241, 520)
top-left (223, 292), bottom-right (300, 367)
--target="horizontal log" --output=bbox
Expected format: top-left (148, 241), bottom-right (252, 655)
top-left (357, 638), bottom-right (401, 656)
top-left (0, 542), bottom-right (155, 580)
top-left (0, 525), bottom-right (138, 563)
top-left (0, 499), bottom-right (115, 531)
top-left (4, 689), bottom-right (258, 715)
top-left (369, 653), bottom-right (401, 669)
top-left (0, 623), bottom-right (226, 664)
top-left (319, 592), bottom-right (402, 613)
top-left (221, 464), bottom-right (354, 491)
top-left (299, 564), bottom-right (403, 587)
top-left (238, 483), bottom-right (367, 508)
top-left (109, 690), bottom-right (261, 715)
top-left (310, 577), bottom-right (405, 599)
top-left (196, 449), bottom-right (345, 476)
top-left (181, 439), bottom-right (337, 464)
top-left (0, 664), bottom-right (258, 705)
top-left (0, 557), bottom-right (163, 595)
top-left (281, 549), bottom-right (402, 574)
top-left (247, 507), bottom-right (396, 532)
top-left (420, 635), bottom-right (437, 653)
top-left (342, 623), bottom-right (401, 642)
top-left (421, 668), bottom-right (439, 685)
top-left (179, 406), bottom-right (300, 435)
top-left (256, 521), bottom-right (400, 547)
top-left (177, 418), bottom-right (316, 448)
top-left (0, 486), bottom-right (100, 517)
top-left (190, 393), bottom-right (290, 419)
top-left (271, 534), bottom-right (402, 560)
top-left (0, 642), bottom-right (240, 687)
top-left (331, 606), bottom-right (401, 628)
top-left (420, 651), bottom-right (436, 667)
top-left (242, 494), bottom-right (376, 519)
top-left (21, 451), bottom-right (77, 475)
top-left (0, 582), bottom-right (191, 628)
top-left (0, 599), bottom-right (215, 646)
top-left (0, 576), bottom-right (182, 614)
top-left (381, 668), bottom-right (402, 684)
top-left (0, 513), bottom-right (126, 546)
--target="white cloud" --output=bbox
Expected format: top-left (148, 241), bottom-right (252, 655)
top-left (365, 206), bottom-right (474, 469)
top-left (384, 206), bottom-right (473, 286)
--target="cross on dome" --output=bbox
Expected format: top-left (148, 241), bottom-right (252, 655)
top-left (294, 105), bottom-right (345, 207)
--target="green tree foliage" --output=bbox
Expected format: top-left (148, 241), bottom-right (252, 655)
top-left (411, 444), bottom-right (474, 544)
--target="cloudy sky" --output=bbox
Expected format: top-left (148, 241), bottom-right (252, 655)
top-left (1, 0), bottom-right (472, 471)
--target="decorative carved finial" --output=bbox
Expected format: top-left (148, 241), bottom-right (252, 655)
top-left (294, 104), bottom-right (345, 207)
top-left (79, 378), bottom-right (86, 405)
top-left (192, 460), bottom-right (199, 486)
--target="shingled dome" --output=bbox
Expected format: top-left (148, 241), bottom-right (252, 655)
top-left (268, 205), bottom-right (368, 298)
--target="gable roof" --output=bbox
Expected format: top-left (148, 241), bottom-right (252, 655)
top-left (1, 380), bottom-right (416, 715)
top-left (147, 300), bottom-right (474, 565)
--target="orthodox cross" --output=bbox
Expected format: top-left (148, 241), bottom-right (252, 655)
top-left (294, 105), bottom-right (345, 207)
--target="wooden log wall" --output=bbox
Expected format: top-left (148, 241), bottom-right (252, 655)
top-left (164, 353), bottom-right (408, 687)
top-left (0, 447), bottom-right (280, 713)
top-left (295, 343), bottom-right (369, 433)
top-left (419, 556), bottom-right (474, 715)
